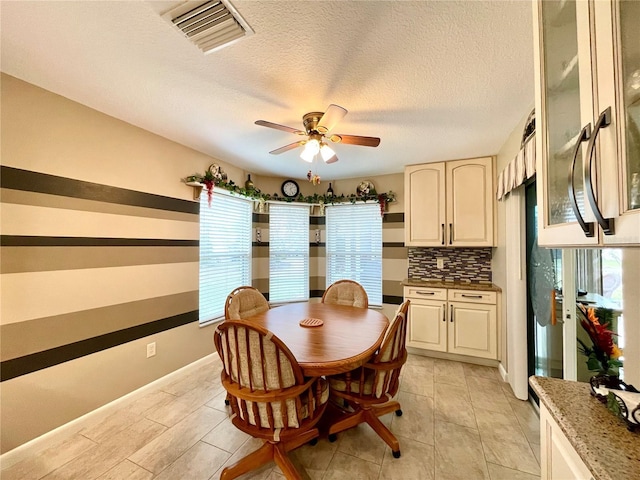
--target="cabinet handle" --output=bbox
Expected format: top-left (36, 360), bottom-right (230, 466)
top-left (584, 106), bottom-right (615, 235)
top-left (415, 291), bottom-right (435, 296)
top-left (567, 124), bottom-right (595, 237)
top-left (442, 303), bottom-right (446, 322)
top-left (449, 223), bottom-right (453, 245)
top-left (450, 304), bottom-right (454, 322)
top-left (461, 294), bottom-right (483, 299)
top-left (441, 223), bottom-right (445, 245)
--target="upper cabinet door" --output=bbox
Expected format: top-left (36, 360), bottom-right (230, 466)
top-left (446, 157), bottom-right (494, 247)
top-left (595, 0), bottom-right (640, 245)
top-left (405, 163), bottom-right (446, 246)
top-left (404, 158), bottom-right (495, 247)
top-left (534, 0), bottom-right (640, 246)
top-left (533, 0), bottom-right (599, 246)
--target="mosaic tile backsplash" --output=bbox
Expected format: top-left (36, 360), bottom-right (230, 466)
top-left (408, 247), bottom-right (493, 283)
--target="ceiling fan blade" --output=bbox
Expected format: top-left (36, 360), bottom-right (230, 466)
top-left (269, 141), bottom-right (304, 155)
top-left (317, 104), bottom-right (347, 133)
top-left (255, 120), bottom-right (304, 135)
top-left (324, 152), bottom-right (339, 164)
top-left (330, 134), bottom-right (380, 147)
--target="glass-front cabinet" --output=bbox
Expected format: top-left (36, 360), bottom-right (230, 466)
top-left (534, 0), bottom-right (640, 246)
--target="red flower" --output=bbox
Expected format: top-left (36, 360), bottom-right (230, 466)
top-left (577, 305), bottom-right (623, 375)
top-left (579, 306), bottom-right (615, 356)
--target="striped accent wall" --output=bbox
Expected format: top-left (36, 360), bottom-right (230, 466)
top-left (0, 166), bottom-right (200, 381)
top-left (251, 210), bottom-right (406, 305)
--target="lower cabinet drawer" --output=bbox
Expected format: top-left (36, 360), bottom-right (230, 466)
top-left (448, 289), bottom-right (497, 304)
top-left (404, 286), bottom-right (447, 301)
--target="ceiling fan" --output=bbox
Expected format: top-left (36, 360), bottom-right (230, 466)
top-left (255, 104), bottom-right (380, 164)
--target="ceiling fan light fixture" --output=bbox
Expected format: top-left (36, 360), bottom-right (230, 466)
top-left (300, 146), bottom-right (316, 163)
top-left (320, 143), bottom-right (336, 162)
top-left (304, 138), bottom-right (320, 154)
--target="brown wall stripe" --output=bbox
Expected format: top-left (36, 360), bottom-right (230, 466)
top-left (383, 295), bottom-right (403, 305)
top-left (1, 292), bottom-right (198, 361)
top-left (0, 236), bottom-right (199, 247)
top-left (253, 213), bottom-right (269, 223)
top-left (1, 188), bottom-right (199, 222)
top-left (1, 166), bottom-right (198, 214)
top-left (383, 213), bottom-right (404, 223)
top-left (0, 311), bottom-right (199, 381)
top-left (2, 245), bottom-right (199, 273)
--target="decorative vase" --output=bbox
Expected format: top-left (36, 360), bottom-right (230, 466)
top-left (245, 174), bottom-right (254, 190)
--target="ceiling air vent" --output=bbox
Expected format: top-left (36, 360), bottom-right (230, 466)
top-left (163, 0), bottom-right (253, 54)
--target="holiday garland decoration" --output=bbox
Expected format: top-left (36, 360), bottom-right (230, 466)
top-left (183, 165), bottom-right (396, 214)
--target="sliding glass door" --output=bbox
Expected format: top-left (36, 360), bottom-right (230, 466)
top-left (526, 181), bottom-right (625, 402)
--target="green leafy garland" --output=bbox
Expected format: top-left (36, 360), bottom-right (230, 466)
top-left (183, 168), bottom-right (396, 209)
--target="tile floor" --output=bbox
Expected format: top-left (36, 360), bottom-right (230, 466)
top-left (1, 354), bottom-right (541, 480)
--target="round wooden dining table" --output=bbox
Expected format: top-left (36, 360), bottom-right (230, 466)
top-left (243, 302), bottom-right (390, 377)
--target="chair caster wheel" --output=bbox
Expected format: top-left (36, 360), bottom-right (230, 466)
top-left (328, 434), bottom-right (337, 443)
top-left (395, 409), bottom-right (403, 417)
top-left (392, 450), bottom-right (401, 459)
top-left (309, 438), bottom-right (318, 446)
top-left (224, 399), bottom-right (230, 406)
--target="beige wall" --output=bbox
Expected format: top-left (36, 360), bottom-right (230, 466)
top-left (0, 74), bottom-right (248, 453)
top-left (0, 74), bottom-right (408, 453)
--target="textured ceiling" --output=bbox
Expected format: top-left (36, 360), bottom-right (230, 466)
top-left (1, 1), bottom-right (534, 181)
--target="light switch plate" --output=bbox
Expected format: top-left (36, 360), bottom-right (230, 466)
top-left (436, 258), bottom-right (444, 269)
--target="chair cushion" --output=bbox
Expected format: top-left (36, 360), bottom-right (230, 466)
top-left (243, 377), bottom-right (329, 429)
top-left (328, 368), bottom-right (376, 396)
top-left (324, 283), bottom-right (368, 308)
top-left (378, 307), bottom-right (406, 363)
top-left (223, 327), bottom-right (296, 390)
top-left (227, 290), bottom-right (269, 320)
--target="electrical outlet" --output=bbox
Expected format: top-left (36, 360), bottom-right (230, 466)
top-left (436, 258), bottom-right (444, 269)
top-left (146, 342), bottom-right (156, 358)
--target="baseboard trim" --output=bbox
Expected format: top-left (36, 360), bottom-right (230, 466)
top-left (406, 347), bottom-right (499, 368)
top-left (498, 362), bottom-right (509, 383)
top-left (0, 353), bottom-right (218, 468)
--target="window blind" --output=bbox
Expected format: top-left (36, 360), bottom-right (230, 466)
top-left (326, 203), bottom-right (382, 306)
top-left (199, 191), bottom-right (252, 323)
top-left (269, 203), bottom-right (309, 303)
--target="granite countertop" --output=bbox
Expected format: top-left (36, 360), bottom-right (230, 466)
top-left (402, 278), bottom-right (502, 292)
top-left (529, 376), bottom-right (640, 480)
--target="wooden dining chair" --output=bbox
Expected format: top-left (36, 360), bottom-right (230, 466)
top-left (214, 320), bottom-right (329, 480)
top-left (326, 300), bottom-right (410, 458)
top-left (223, 286), bottom-right (270, 406)
top-left (224, 286), bottom-right (270, 320)
top-left (321, 279), bottom-right (369, 308)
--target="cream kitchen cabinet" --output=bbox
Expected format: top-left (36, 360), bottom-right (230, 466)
top-left (534, 0), bottom-right (640, 246)
top-left (540, 403), bottom-right (593, 480)
top-left (404, 157), bottom-right (495, 247)
top-left (404, 286), bottom-right (498, 360)
top-left (404, 286), bottom-right (448, 352)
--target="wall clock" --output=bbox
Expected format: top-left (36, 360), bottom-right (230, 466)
top-left (281, 179), bottom-right (300, 198)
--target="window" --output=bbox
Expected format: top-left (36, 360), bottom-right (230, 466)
top-left (269, 203), bottom-right (309, 303)
top-left (199, 191), bottom-right (252, 323)
top-left (326, 203), bottom-right (382, 306)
